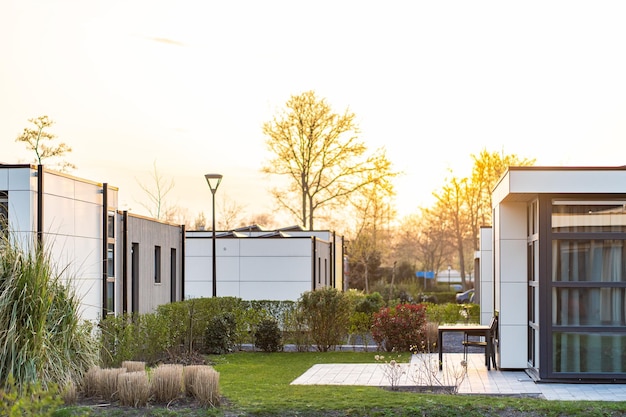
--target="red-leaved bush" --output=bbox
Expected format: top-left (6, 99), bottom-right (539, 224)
top-left (371, 304), bottom-right (427, 352)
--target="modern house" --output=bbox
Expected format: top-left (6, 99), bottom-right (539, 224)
top-left (0, 164), bottom-right (345, 321)
top-left (479, 166), bottom-right (626, 382)
top-left (184, 225), bottom-right (345, 300)
top-left (0, 164), bottom-right (185, 322)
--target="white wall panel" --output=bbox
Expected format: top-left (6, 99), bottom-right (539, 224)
top-left (499, 239), bottom-right (526, 283)
top-left (214, 281), bottom-right (240, 298)
top-left (240, 239), bottom-right (310, 256)
top-left (43, 194), bottom-right (75, 236)
top-left (240, 281), bottom-right (310, 301)
top-left (184, 282), bottom-right (212, 299)
top-left (8, 167), bottom-right (33, 189)
top-left (73, 237), bottom-right (102, 279)
top-left (8, 190), bottom-right (35, 232)
top-left (498, 324), bottom-right (528, 369)
top-left (185, 238), bottom-right (216, 257)
top-left (45, 174), bottom-right (75, 197)
top-left (75, 180), bottom-right (102, 203)
top-left (240, 257), bottom-right (310, 282)
top-left (74, 202), bottom-right (101, 238)
top-left (217, 257), bottom-right (240, 281)
top-left (0, 169), bottom-right (8, 189)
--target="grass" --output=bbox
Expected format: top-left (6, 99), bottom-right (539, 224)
top-left (57, 351), bottom-right (626, 416)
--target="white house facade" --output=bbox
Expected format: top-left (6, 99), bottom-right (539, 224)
top-left (0, 164), bottom-right (185, 322)
top-left (484, 166), bottom-right (626, 382)
top-left (185, 226), bottom-right (345, 300)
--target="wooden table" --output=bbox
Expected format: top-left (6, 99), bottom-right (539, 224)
top-left (437, 323), bottom-right (492, 370)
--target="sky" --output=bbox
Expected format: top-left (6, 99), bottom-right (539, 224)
top-left (2, 1), bottom-right (626, 228)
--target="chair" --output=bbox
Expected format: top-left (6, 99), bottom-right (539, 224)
top-left (462, 315), bottom-right (498, 370)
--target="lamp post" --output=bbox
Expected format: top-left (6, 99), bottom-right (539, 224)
top-left (447, 265), bottom-right (451, 291)
top-left (205, 173), bottom-right (223, 297)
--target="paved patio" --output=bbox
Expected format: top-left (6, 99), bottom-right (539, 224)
top-left (291, 353), bottom-right (626, 401)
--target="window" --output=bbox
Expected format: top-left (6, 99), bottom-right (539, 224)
top-left (550, 199), bottom-right (626, 375)
top-left (107, 243), bottom-right (115, 277)
top-left (105, 211), bottom-right (115, 315)
top-left (170, 248), bottom-right (177, 302)
top-left (154, 246), bottom-right (161, 284)
top-left (107, 213), bottom-right (115, 238)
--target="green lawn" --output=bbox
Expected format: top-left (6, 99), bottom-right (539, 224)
top-left (57, 351), bottom-right (626, 416)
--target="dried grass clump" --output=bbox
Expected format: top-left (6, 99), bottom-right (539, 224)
top-left (183, 365), bottom-right (206, 396)
top-left (190, 366), bottom-right (220, 407)
top-left (118, 371), bottom-right (150, 407)
top-left (81, 366), bottom-right (101, 398)
top-left (98, 367), bottom-right (126, 401)
top-left (61, 378), bottom-right (77, 405)
top-left (151, 364), bottom-right (183, 404)
top-left (121, 361), bottom-right (146, 373)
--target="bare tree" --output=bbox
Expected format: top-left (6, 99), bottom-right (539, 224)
top-left (136, 161), bottom-right (175, 221)
top-left (15, 115), bottom-right (75, 171)
top-left (262, 91), bottom-right (398, 230)
top-left (217, 194), bottom-right (246, 230)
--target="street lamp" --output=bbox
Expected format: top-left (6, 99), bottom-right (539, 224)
top-left (205, 173), bottom-right (223, 297)
top-left (447, 265), bottom-right (451, 291)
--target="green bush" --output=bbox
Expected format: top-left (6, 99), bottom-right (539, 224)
top-left (424, 302), bottom-right (480, 324)
top-left (254, 318), bottom-right (283, 352)
top-left (204, 312), bottom-right (237, 354)
top-left (0, 375), bottom-right (62, 417)
top-left (298, 287), bottom-right (351, 352)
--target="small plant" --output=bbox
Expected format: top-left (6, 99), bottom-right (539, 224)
top-left (410, 344), bottom-right (467, 394)
top-left (254, 318), bottom-right (283, 352)
top-left (151, 364), bottom-right (183, 404)
top-left (374, 354), bottom-right (406, 391)
top-left (118, 371), bottom-right (150, 407)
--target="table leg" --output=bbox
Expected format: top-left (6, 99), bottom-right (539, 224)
top-left (486, 330), bottom-right (491, 370)
top-left (438, 329), bottom-right (443, 370)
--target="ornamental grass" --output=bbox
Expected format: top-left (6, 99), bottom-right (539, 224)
top-left (150, 364), bottom-right (183, 404)
top-left (0, 237), bottom-right (98, 391)
top-left (118, 371), bottom-right (150, 407)
top-left (189, 365), bottom-right (220, 407)
top-left (98, 368), bottom-right (126, 401)
top-left (121, 360), bottom-right (146, 373)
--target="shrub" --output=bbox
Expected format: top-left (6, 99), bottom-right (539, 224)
top-left (298, 287), bottom-right (351, 352)
top-left (371, 303), bottom-right (427, 352)
top-left (254, 318), bottom-right (283, 352)
top-left (282, 307), bottom-right (311, 351)
top-left (0, 374), bottom-right (62, 417)
top-left (151, 364), bottom-right (183, 404)
top-left (204, 312), bottom-right (237, 354)
top-left (118, 371), bottom-right (150, 407)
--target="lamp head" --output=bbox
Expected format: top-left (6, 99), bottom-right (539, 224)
top-left (205, 173), bottom-right (223, 193)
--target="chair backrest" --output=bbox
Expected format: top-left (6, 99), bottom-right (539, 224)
top-left (489, 314), bottom-right (498, 341)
